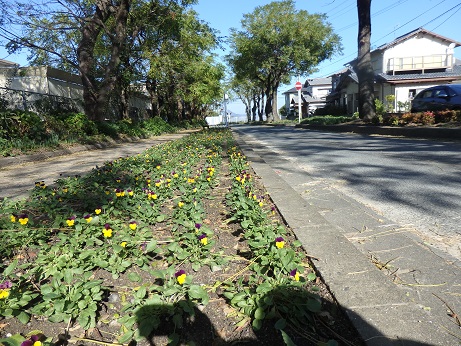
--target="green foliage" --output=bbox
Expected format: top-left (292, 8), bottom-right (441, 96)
top-left (385, 94), bottom-right (395, 112)
top-left (227, 0), bottom-right (342, 119)
top-left (301, 115), bottom-right (354, 125)
top-left (374, 98), bottom-right (385, 116)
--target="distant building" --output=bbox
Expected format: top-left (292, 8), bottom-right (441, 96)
top-left (327, 27), bottom-right (461, 114)
top-left (283, 77), bottom-right (332, 118)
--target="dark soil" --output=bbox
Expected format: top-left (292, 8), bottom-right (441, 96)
top-left (0, 143), bottom-right (365, 346)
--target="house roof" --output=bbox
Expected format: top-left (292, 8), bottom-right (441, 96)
top-left (283, 86), bottom-right (308, 94)
top-left (304, 77), bottom-right (331, 86)
top-left (0, 58), bottom-right (18, 67)
top-left (375, 27), bottom-right (461, 51)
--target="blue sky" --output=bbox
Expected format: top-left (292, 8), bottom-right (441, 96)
top-left (1, 0), bottom-right (460, 115)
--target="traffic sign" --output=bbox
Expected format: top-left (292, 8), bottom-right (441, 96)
top-left (295, 81), bottom-right (302, 90)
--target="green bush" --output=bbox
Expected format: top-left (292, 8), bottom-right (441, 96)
top-left (63, 113), bottom-right (98, 136)
top-left (301, 115), bottom-right (354, 125)
top-left (142, 117), bottom-right (176, 135)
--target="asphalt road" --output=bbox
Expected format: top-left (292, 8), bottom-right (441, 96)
top-left (232, 124), bottom-right (461, 263)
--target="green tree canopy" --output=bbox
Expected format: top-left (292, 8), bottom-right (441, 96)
top-left (227, 0), bottom-right (342, 121)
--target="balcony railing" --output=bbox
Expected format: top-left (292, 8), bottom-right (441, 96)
top-left (386, 54), bottom-right (453, 74)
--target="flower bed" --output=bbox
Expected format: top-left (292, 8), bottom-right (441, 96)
top-left (0, 129), bottom-right (362, 346)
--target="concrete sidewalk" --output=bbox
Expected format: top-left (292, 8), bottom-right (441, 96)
top-left (232, 127), bottom-right (461, 346)
top-left (0, 132), bottom-right (194, 200)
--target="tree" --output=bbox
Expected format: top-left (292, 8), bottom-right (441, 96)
top-left (227, 0), bottom-right (341, 122)
top-left (2, 0), bottom-right (210, 122)
top-left (356, 0), bottom-right (375, 121)
top-left (144, 8), bottom-right (224, 122)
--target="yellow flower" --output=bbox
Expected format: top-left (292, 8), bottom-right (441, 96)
top-left (120, 241), bottom-right (127, 247)
top-left (129, 221), bottom-right (137, 230)
top-left (193, 188), bottom-right (197, 193)
top-left (18, 215), bottom-right (28, 225)
top-left (175, 270), bottom-right (186, 285)
top-left (275, 237), bottom-right (285, 249)
top-left (85, 215), bottom-right (92, 223)
top-left (66, 218), bottom-right (75, 227)
top-left (95, 208), bottom-right (102, 215)
top-left (199, 236), bottom-right (208, 246)
top-left (62, 187), bottom-right (68, 193)
top-left (10, 215), bottom-right (16, 223)
top-left (0, 289), bottom-right (10, 299)
top-left (103, 228), bottom-right (113, 238)
top-left (33, 341), bottom-right (41, 346)
top-left (178, 201), bottom-right (184, 208)
top-left (235, 176), bottom-right (241, 182)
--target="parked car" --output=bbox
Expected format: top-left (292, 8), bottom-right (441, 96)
top-left (411, 84), bottom-right (461, 112)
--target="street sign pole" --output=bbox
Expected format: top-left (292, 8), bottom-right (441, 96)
top-left (295, 81), bottom-right (302, 124)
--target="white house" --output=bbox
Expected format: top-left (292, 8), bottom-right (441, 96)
top-left (327, 28), bottom-right (461, 114)
top-left (283, 77), bottom-right (332, 117)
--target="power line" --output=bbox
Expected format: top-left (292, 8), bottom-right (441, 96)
top-left (315, 0), bottom-right (457, 78)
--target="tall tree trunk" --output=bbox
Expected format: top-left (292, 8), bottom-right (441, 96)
top-left (146, 79), bottom-right (160, 117)
top-left (272, 88), bottom-right (280, 121)
top-left (258, 92), bottom-right (264, 122)
top-left (251, 95), bottom-right (257, 122)
top-left (77, 0), bottom-right (130, 122)
top-left (357, 0), bottom-right (375, 121)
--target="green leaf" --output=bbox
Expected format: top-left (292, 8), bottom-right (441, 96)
top-left (255, 282), bottom-right (272, 294)
top-left (230, 291), bottom-right (247, 305)
top-left (4, 260), bottom-right (18, 277)
top-left (127, 272), bottom-right (142, 282)
top-left (156, 214), bottom-right (166, 222)
top-left (292, 240), bottom-right (302, 247)
top-left (48, 313), bottom-right (65, 323)
top-left (0, 334), bottom-right (24, 346)
top-left (280, 329), bottom-right (297, 346)
top-left (306, 298), bottom-right (322, 313)
top-left (146, 240), bottom-right (158, 252)
top-left (135, 286), bottom-right (147, 299)
top-left (118, 330), bottom-right (134, 344)
top-left (307, 272), bottom-right (317, 281)
top-left (274, 318), bottom-right (286, 330)
top-left (77, 313), bottom-right (91, 330)
top-left (188, 285), bottom-right (209, 305)
top-left (16, 311), bottom-right (30, 324)
top-left (168, 333), bottom-right (180, 346)
top-left (252, 318), bottom-right (262, 330)
top-left (254, 307), bottom-right (266, 320)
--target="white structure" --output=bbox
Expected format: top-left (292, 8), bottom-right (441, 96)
top-left (283, 77), bottom-right (332, 117)
top-left (327, 28), bottom-right (461, 114)
top-left (0, 59), bottom-right (151, 116)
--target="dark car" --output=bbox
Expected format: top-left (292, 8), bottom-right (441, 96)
top-left (411, 84), bottom-right (461, 112)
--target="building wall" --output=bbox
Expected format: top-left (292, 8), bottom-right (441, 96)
top-left (381, 36), bottom-right (452, 73)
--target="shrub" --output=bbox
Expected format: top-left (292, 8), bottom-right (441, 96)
top-left (421, 111), bottom-right (435, 125)
top-left (374, 99), bottom-right (385, 117)
top-left (314, 105), bottom-right (347, 116)
top-left (142, 117), bottom-right (176, 135)
top-left (63, 112), bottom-right (98, 136)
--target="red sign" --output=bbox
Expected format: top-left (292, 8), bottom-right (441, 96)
top-left (295, 81), bottom-right (302, 91)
